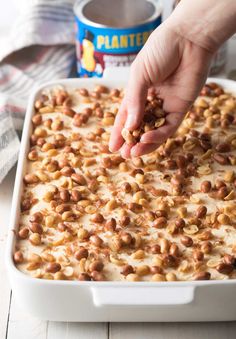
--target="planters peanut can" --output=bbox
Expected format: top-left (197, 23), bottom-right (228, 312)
top-left (74, 0), bottom-right (162, 77)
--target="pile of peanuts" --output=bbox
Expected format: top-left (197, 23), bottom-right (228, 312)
top-left (121, 95), bottom-right (166, 144)
top-left (14, 81), bottom-right (236, 282)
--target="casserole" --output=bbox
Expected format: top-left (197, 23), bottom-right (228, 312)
top-left (6, 67), bottom-right (236, 321)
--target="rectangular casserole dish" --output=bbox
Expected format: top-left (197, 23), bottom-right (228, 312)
top-left (6, 67), bottom-right (236, 322)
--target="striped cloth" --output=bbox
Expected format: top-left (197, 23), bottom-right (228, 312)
top-left (0, 0), bottom-right (76, 183)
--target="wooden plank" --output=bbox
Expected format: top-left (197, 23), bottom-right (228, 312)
top-left (7, 296), bottom-right (48, 339)
top-left (46, 322), bottom-right (68, 339)
top-left (7, 297), bottom-right (108, 339)
top-left (47, 322), bottom-right (108, 339)
top-left (67, 322), bottom-right (108, 339)
top-left (110, 322), bottom-right (236, 339)
top-left (0, 168), bottom-right (16, 339)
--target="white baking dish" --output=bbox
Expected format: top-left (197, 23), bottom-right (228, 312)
top-left (6, 68), bottom-right (236, 322)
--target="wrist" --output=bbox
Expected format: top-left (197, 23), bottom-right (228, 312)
top-left (165, 0), bottom-right (236, 52)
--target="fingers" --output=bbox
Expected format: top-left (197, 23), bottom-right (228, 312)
top-left (121, 111), bottom-right (185, 159)
top-left (124, 58), bottom-right (149, 130)
top-left (140, 111), bottom-right (185, 144)
top-left (109, 54), bottom-right (150, 152)
top-left (131, 143), bottom-right (160, 157)
top-left (117, 109), bottom-right (185, 158)
top-left (120, 143), bottom-right (134, 159)
top-left (109, 96), bottom-right (186, 156)
top-left (109, 99), bottom-right (127, 152)
top-left (120, 142), bottom-right (160, 159)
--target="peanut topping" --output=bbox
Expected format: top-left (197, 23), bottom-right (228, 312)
top-left (78, 273), bottom-right (91, 281)
top-left (200, 180), bottom-right (212, 193)
top-left (193, 272), bottom-right (211, 281)
top-left (181, 236), bottom-right (193, 247)
top-left (196, 205), bottom-right (207, 218)
top-left (90, 235), bottom-right (103, 247)
top-left (45, 263), bottom-right (61, 273)
top-left (75, 247), bottom-right (89, 260)
top-left (13, 251), bottom-right (24, 264)
top-left (18, 227), bottom-right (29, 239)
top-left (89, 260), bottom-right (104, 272)
top-left (15, 82), bottom-right (236, 282)
top-left (121, 265), bottom-right (134, 276)
top-left (71, 173), bottom-right (87, 185)
top-left (90, 213), bottom-right (104, 224)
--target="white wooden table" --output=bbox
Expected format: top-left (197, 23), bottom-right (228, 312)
top-left (1, 36), bottom-right (236, 339)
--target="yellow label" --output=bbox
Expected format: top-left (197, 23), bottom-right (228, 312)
top-left (96, 30), bottom-right (152, 50)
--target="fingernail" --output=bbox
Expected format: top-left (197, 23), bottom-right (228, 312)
top-left (140, 135), bottom-right (152, 143)
top-left (125, 115), bottom-right (134, 129)
top-left (108, 137), bottom-right (116, 151)
top-left (140, 135), bottom-right (147, 143)
top-left (125, 107), bottom-right (140, 129)
top-left (109, 142), bottom-right (116, 153)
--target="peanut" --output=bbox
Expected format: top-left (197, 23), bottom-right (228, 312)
top-left (13, 251), bottom-right (24, 264)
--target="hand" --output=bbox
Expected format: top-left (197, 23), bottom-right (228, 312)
top-left (109, 22), bottom-right (213, 158)
top-left (109, 0), bottom-right (236, 159)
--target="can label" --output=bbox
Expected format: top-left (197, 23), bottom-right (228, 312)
top-left (75, 16), bottom-right (162, 77)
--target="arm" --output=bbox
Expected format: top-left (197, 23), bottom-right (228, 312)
top-left (109, 0), bottom-right (236, 158)
top-left (171, 0), bottom-right (236, 52)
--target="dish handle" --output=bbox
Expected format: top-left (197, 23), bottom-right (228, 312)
top-left (91, 285), bottom-right (195, 307)
top-left (103, 67), bottom-right (130, 82)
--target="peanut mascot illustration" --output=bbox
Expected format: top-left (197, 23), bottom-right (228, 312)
top-left (80, 30), bottom-right (102, 77)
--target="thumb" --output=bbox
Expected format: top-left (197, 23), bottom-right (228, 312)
top-left (124, 54), bottom-right (150, 130)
